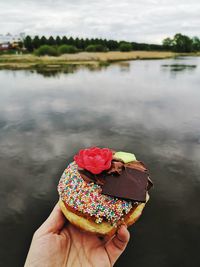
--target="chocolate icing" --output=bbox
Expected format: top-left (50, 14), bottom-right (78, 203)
top-left (79, 160), bottom-right (153, 203)
top-left (102, 167), bottom-right (149, 202)
top-left (107, 160), bottom-right (124, 175)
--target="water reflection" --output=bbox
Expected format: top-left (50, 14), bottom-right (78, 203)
top-left (34, 65), bottom-right (79, 77)
top-left (161, 56), bottom-right (198, 78)
top-left (0, 57), bottom-right (200, 267)
top-left (28, 62), bottom-right (130, 77)
top-left (161, 64), bottom-right (197, 72)
top-left (115, 61), bottom-right (130, 72)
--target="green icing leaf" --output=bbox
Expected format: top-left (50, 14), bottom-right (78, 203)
top-left (114, 151), bottom-right (136, 163)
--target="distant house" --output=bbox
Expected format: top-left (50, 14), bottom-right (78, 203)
top-left (0, 43), bottom-right (11, 50)
top-left (0, 33), bottom-right (25, 51)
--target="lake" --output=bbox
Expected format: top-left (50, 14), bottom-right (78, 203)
top-left (0, 57), bottom-right (200, 267)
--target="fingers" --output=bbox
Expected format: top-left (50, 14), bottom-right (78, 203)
top-left (113, 225), bottom-right (130, 250)
top-left (35, 202), bottom-right (67, 236)
top-left (105, 225), bottom-right (130, 266)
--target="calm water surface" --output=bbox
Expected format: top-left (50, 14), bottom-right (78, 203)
top-left (0, 57), bottom-right (200, 267)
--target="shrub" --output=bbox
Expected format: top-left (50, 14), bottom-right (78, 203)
top-left (35, 45), bottom-right (58, 56)
top-left (119, 42), bottom-right (132, 52)
top-left (58, 45), bottom-right (78, 54)
top-left (0, 49), bottom-right (17, 55)
top-left (85, 44), bottom-right (107, 52)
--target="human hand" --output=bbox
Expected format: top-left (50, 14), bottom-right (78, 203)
top-left (24, 202), bottom-right (130, 267)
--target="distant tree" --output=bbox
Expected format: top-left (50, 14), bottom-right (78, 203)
top-left (140, 43), bottom-right (150, 50)
top-left (58, 45), bottom-right (78, 54)
top-left (68, 37), bottom-right (74, 46)
top-left (79, 38), bottom-right (85, 50)
top-left (56, 36), bottom-right (62, 46)
top-left (84, 38), bottom-right (90, 48)
top-left (94, 38), bottom-right (99, 45)
top-left (61, 36), bottom-right (68, 45)
top-left (149, 44), bottom-right (164, 51)
top-left (40, 36), bottom-right (48, 46)
top-left (32, 36), bottom-right (41, 49)
top-left (48, 36), bottom-right (56, 46)
top-left (107, 40), bottom-right (118, 51)
top-left (162, 37), bottom-right (173, 50)
top-left (119, 42), bottom-right (132, 52)
top-left (172, 33), bottom-right (193, 52)
top-left (130, 42), bottom-right (137, 50)
top-left (74, 37), bottom-right (82, 49)
top-left (192, 36), bottom-right (200, 51)
top-left (98, 38), bottom-right (105, 47)
top-left (90, 38), bottom-right (95, 45)
top-left (23, 35), bottom-right (33, 52)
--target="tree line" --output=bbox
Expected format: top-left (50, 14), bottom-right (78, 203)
top-left (162, 33), bottom-right (200, 52)
top-left (22, 33), bottom-right (200, 55)
top-left (23, 35), bottom-right (165, 54)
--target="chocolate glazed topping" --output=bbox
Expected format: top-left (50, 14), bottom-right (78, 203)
top-left (102, 167), bottom-right (149, 202)
top-left (79, 160), bottom-right (153, 203)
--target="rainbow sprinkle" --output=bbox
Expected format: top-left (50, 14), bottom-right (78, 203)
top-left (58, 162), bottom-right (133, 225)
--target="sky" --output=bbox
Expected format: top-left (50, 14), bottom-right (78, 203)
top-left (0, 0), bottom-right (199, 44)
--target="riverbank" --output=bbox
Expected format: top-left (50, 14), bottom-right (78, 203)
top-left (0, 51), bottom-right (199, 70)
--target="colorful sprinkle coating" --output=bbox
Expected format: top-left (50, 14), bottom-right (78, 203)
top-left (58, 162), bottom-right (133, 225)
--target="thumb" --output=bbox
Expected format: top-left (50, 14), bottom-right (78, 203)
top-left (105, 225), bottom-right (130, 266)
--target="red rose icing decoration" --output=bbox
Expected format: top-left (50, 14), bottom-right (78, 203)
top-left (74, 147), bottom-right (113, 174)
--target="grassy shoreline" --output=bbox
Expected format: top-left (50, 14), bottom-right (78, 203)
top-left (0, 51), bottom-right (199, 70)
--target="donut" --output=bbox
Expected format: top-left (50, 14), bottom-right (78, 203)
top-left (57, 147), bottom-right (153, 236)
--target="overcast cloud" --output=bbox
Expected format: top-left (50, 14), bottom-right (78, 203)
top-left (0, 0), bottom-right (199, 43)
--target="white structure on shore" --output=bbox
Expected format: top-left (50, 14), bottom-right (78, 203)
top-left (0, 33), bottom-right (25, 45)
